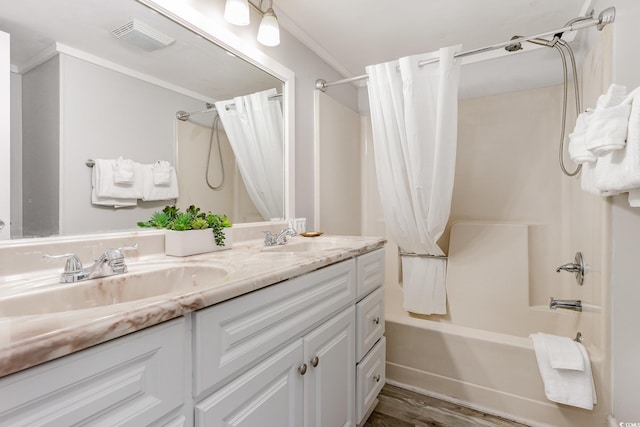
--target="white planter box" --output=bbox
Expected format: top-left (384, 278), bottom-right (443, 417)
top-left (165, 228), bottom-right (233, 257)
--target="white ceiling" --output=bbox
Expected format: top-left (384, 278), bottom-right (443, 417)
top-left (274, 0), bottom-right (590, 79)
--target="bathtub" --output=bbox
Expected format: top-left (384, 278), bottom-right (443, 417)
top-left (382, 222), bottom-right (611, 427)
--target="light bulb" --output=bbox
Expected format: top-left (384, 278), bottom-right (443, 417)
top-left (257, 9), bottom-right (280, 46)
top-left (224, 0), bottom-right (250, 26)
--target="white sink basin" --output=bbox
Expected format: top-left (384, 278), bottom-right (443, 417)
top-left (0, 264), bottom-right (231, 317)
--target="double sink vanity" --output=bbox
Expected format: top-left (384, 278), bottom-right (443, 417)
top-left (0, 226), bottom-right (386, 426)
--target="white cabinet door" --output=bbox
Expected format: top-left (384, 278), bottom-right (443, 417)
top-left (195, 340), bottom-right (304, 427)
top-left (303, 306), bottom-right (356, 427)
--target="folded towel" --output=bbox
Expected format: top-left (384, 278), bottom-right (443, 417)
top-left (142, 163), bottom-right (179, 201)
top-left (629, 188), bottom-right (640, 207)
top-left (538, 333), bottom-right (584, 371)
top-left (585, 84), bottom-right (630, 156)
top-left (112, 157), bottom-right (136, 184)
top-left (530, 333), bottom-right (597, 410)
top-left (401, 255), bottom-right (447, 315)
top-left (152, 160), bottom-right (173, 185)
top-left (568, 110), bottom-right (597, 164)
top-left (91, 165), bottom-right (137, 208)
top-left (595, 89), bottom-right (640, 193)
top-left (92, 159), bottom-right (143, 207)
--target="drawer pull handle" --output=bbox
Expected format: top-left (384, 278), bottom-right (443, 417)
top-left (311, 356), bottom-right (319, 367)
top-left (373, 317), bottom-right (380, 325)
top-left (373, 374), bottom-right (381, 383)
top-left (298, 363), bottom-right (308, 376)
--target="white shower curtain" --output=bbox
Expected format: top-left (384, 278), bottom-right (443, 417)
top-left (215, 88), bottom-right (284, 220)
top-left (366, 46), bottom-right (461, 315)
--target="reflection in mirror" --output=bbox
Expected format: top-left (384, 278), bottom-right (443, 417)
top-left (1, 0), bottom-right (285, 240)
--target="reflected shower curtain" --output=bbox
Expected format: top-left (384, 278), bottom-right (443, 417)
top-left (215, 88), bottom-right (284, 220)
top-left (366, 46), bottom-right (461, 315)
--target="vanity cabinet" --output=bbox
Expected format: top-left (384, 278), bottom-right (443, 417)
top-left (193, 259), bottom-right (357, 426)
top-left (0, 318), bottom-right (186, 426)
top-left (0, 246), bottom-right (386, 427)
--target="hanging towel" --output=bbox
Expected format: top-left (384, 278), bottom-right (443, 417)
top-left (152, 160), bottom-right (173, 185)
top-left (142, 162), bottom-right (179, 201)
top-left (595, 89), bottom-right (640, 194)
top-left (568, 110), bottom-right (597, 164)
top-left (92, 159), bottom-right (142, 202)
top-left (91, 164), bottom-right (137, 208)
top-left (539, 333), bottom-right (584, 371)
top-left (585, 84), bottom-right (630, 157)
top-left (401, 256), bottom-right (447, 315)
top-left (112, 157), bottom-right (136, 184)
top-left (628, 188), bottom-right (640, 207)
top-left (530, 333), bottom-right (597, 410)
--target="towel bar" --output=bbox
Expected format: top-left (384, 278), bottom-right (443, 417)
top-left (86, 159), bottom-right (95, 168)
top-left (399, 251), bottom-right (447, 259)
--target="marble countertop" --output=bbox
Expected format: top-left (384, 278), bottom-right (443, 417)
top-left (0, 235), bottom-right (385, 378)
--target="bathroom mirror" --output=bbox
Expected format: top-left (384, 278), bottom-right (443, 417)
top-left (1, 0), bottom-right (293, 239)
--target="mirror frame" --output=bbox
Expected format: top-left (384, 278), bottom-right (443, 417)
top-left (138, 0), bottom-right (295, 224)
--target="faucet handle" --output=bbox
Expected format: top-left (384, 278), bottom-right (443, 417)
top-left (263, 231), bottom-right (276, 246)
top-left (117, 244), bottom-right (138, 252)
top-left (43, 253), bottom-right (83, 273)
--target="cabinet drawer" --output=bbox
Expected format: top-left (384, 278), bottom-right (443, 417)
top-left (356, 248), bottom-right (385, 299)
top-left (356, 286), bottom-right (384, 361)
top-left (0, 319), bottom-right (185, 427)
top-left (193, 259), bottom-right (356, 397)
top-left (356, 336), bottom-right (386, 424)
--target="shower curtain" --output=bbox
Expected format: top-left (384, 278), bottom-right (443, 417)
top-left (215, 88), bottom-right (284, 221)
top-left (366, 46), bottom-right (461, 315)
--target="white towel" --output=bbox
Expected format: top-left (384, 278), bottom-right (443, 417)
top-left (629, 188), bottom-right (640, 207)
top-left (92, 159), bottom-right (143, 207)
top-left (401, 255), bottom-right (447, 315)
top-left (530, 333), bottom-right (597, 410)
top-left (568, 110), bottom-right (597, 164)
top-left (91, 165), bottom-right (137, 208)
top-left (595, 89), bottom-right (640, 194)
top-left (585, 84), bottom-right (630, 157)
top-left (539, 333), bottom-right (584, 371)
top-left (112, 157), bottom-right (136, 184)
top-left (152, 160), bottom-right (173, 185)
top-left (142, 163), bottom-right (179, 201)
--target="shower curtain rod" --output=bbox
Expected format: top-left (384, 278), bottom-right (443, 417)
top-left (315, 7), bottom-right (616, 91)
top-left (176, 92), bottom-right (282, 121)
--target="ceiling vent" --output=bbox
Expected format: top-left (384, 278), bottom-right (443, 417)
top-left (112, 19), bottom-right (175, 52)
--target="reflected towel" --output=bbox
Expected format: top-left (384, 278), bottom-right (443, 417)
top-left (112, 157), bottom-right (136, 184)
top-left (595, 89), bottom-right (640, 194)
top-left (530, 333), bottom-right (597, 410)
top-left (142, 163), bottom-right (179, 201)
top-left (92, 159), bottom-right (143, 205)
top-left (401, 255), bottom-right (447, 315)
top-left (152, 160), bottom-right (173, 185)
top-left (91, 165), bottom-right (137, 208)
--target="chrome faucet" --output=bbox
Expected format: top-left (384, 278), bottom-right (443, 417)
top-left (263, 227), bottom-right (297, 246)
top-left (555, 252), bottom-right (585, 285)
top-left (549, 297), bottom-right (582, 312)
top-left (45, 245), bottom-right (137, 283)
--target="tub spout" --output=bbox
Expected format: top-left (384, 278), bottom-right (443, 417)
top-left (549, 297), bottom-right (582, 312)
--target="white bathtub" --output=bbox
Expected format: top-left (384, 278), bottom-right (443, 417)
top-left (383, 223), bottom-right (610, 427)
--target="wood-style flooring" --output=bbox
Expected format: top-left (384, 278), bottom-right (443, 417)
top-left (363, 384), bottom-right (528, 427)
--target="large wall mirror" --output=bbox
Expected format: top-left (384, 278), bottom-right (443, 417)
top-left (0, 0), bottom-right (294, 240)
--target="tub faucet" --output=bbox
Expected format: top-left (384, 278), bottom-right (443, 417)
top-left (263, 227), bottom-right (297, 246)
top-left (549, 297), bottom-right (582, 312)
top-left (44, 245), bottom-right (137, 283)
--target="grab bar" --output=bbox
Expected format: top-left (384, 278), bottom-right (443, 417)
top-left (399, 251), bottom-right (447, 259)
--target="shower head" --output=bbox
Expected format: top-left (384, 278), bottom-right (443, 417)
top-left (597, 7), bottom-right (616, 31)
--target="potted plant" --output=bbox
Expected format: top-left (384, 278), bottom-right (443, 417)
top-left (138, 205), bottom-right (232, 256)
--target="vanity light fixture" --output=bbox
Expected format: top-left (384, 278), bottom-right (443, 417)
top-left (223, 0), bottom-right (281, 46)
top-left (224, 0), bottom-right (250, 26)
